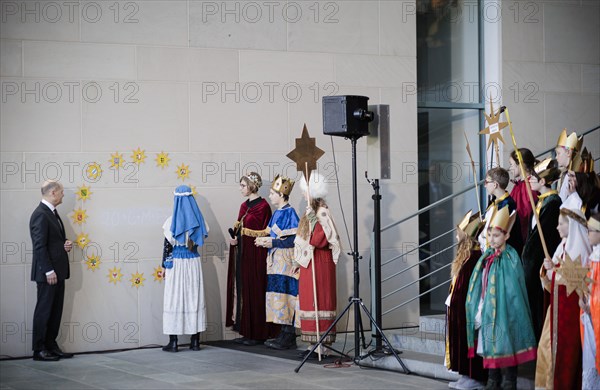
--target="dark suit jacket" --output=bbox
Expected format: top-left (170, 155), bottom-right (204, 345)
top-left (30, 202), bottom-right (70, 282)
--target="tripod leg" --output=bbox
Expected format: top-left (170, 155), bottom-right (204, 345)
top-left (355, 305), bottom-right (368, 352)
top-left (358, 301), bottom-right (411, 374)
top-left (294, 299), bottom-right (353, 373)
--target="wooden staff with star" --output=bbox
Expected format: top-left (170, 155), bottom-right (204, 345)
top-left (286, 124), bottom-right (325, 360)
top-left (479, 96), bottom-right (508, 167)
top-left (463, 131), bottom-right (483, 219)
top-left (504, 107), bottom-right (550, 261)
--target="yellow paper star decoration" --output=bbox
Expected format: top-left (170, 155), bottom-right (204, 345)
top-left (555, 252), bottom-right (591, 297)
top-left (85, 254), bottom-right (101, 271)
top-left (71, 208), bottom-right (88, 225)
top-left (85, 163), bottom-right (102, 181)
top-left (155, 152), bottom-right (170, 168)
top-left (76, 185), bottom-right (92, 201)
top-left (479, 96), bottom-right (508, 152)
top-left (130, 272), bottom-right (145, 288)
top-left (190, 185), bottom-right (198, 196)
top-left (176, 163), bottom-right (191, 181)
top-left (153, 266), bottom-right (164, 282)
top-left (108, 267), bottom-right (123, 285)
top-left (109, 152), bottom-right (124, 169)
top-left (131, 148), bottom-right (146, 165)
top-left (76, 232), bottom-right (90, 249)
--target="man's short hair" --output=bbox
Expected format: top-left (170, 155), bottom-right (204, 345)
top-left (41, 180), bottom-right (61, 196)
top-left (486, 167), bottom-right (510, 190)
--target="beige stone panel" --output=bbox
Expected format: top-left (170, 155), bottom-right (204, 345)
top-left (335, 55), bottom-right (415, 88)
top-left (21, 152), bottom-right (141, 191)
top-left (137, 152), bottom-right (241, 189)
top-left (82, 81), bottom-right (189, 152)
top-left (503, 62), bottom-right (581, 93)
top-left (1, 78), bottom-right (81, 152)
top-left (80, 1), bottom-right (187, 46)
top-left (1, 40), bottom-right (22, 77)
top-left (501, 1), bottom-right (544, 62)
top-left (189, 82), bottom-right (288, 152)
top-left (1, 152), bottom-right (24, 190)
top-left (0, 2), bottom-right (79, 41)
top-left (380, 0), bottom-right (416, 57)
top-left (545, 93), bottom-right (600, 140)
top-left (204, 254), bottom-right (228, 342)
top-left (0, 190), bottom-right (41, 266)
top-left (288, 1), bottom-right (378, 55)
top-left (239, 51), bottom-right (334, 84)
top-left (23, 41), bottom-right (136, 80)
top-left (60, 262), bottom-right (140, 352)
top-left (380, 88), bottom-right (418, 153)
top-left (0, 265), bottom-right (27, 358)
top-left (189, 0), bottom-right (286, 50)
top-left (544, 4), bottom-right (600, 64)
top-left (500, 90), bottom-right (546, 154)
top-left (137, 258), bottom-right (165, 347)
top-left (138, 47), bottom-right (239, 82)
top-left (582, 65), bottom-right (600, 95)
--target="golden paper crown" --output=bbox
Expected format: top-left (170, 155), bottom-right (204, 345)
top-left (556, 128), bottom-right (583, 151)
top-left (570, 148), bottom-right (595, 173)
top-left (271, 174), bottom-right (295, 196)
top-left (489, 207), bottom-right (517, 233)
top-left (457, 210), bottom-right (484, 238)
top-left (533, 158), bottom-right (561, 184)
top-left (588, 215), bottom-right (600, 232)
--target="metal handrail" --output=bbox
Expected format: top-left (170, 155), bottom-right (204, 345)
top-left (379, 124), bottom-right (599, 315)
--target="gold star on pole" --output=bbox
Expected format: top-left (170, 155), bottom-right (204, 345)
top-left (555, 253), bottom-right (592, 298)
top-left (286, 124), bottom-right (324, 181)
top-left (479, 96), bottom-right (508, 162)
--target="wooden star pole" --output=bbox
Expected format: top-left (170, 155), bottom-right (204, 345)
top-left (286, 124), bottom-right (325, 360)
top-left (504, 108), bottom-right (550, 260)
top-left (464, 131), bottom-right (482, 219)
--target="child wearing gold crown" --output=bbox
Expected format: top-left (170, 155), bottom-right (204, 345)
top-left (535, 208), bottom-right (592, 389)
top-left (554, 128), bottom-right (584, 203)
top-left (522, 158), bottom-right (562, 342)
top-left (581, 213), bottom-right (600, 389)
top-left (445, 211), bottom-right (486, 389)
top-left (466, 207), bottom-right (537, 390)
top-left (255, 174), bottom-right (300, 350)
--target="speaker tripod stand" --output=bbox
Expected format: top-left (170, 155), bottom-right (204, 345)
top-left (294, 136), bottom-right (409, 374)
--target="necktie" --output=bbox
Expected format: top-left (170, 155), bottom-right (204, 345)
top-left (54, 209), bottom-right (65, 235)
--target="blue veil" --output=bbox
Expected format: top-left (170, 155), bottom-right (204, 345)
top-left (170, 185), bottom-right (208, 246)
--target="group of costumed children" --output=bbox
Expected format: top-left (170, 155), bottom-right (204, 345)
top-left (445, 129), bottom-right (600, 390)
top-left (159, 171), bottom-right (340, 360)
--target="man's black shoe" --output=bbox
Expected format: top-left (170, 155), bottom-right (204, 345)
top-left (233, 337), bottom-right (248, 344)
top-left (242, 339), bottom-right (264, 346)
top-left (33, 350), bottom-right (60, 361)
top-left (50, 348), bottom-right (73, 359)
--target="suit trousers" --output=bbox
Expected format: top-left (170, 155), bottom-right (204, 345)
top-left (32, 281), bottom-right (65, 351)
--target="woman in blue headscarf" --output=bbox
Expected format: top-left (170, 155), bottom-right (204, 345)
top-left (161, 185), bottom-right (209, 352)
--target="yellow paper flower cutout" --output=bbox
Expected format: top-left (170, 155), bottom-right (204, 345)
top-left (85, 163), bottom-right (102, 181)
top-left (76, 232), bottom-right (90, 249)
top-left (176, 163), bottom-right (191, 181)
top-left (71, 208), bottom-right (88, 225)
top-left (109, 152), bottom-right (124, 169)
top-left (108, 267), bottom-right (123, 285)
top-left (131, 148), bottom-right (146, 165)
top-left (85, 254), bottom-right (101, 271)
top-left (76, 185), bottom-right (92, 201)
top-left (190, 185), bottom-right (198, 196)
top-left (153, 266), bottom-right (164, 282)
top-left (155, 152), bottom-right (170, 169)
top-left (130, 272), bottom-right (145, 288)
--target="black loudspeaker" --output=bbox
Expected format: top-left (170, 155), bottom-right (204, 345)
top-left (323, 95), bottom-right (373, 137)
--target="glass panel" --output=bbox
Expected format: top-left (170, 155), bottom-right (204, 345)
top-left (417, 0), bottom-right (480, 105)
top-left (417, 108), bottom-right (481, 314)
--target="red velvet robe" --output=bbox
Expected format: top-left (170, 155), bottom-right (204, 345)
top-left (225, 198), bottom-right (279, 340)
top-left (510, 180), bottom-right (538, 244)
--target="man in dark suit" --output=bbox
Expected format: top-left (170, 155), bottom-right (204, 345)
top-left (30, 180), bottom-right (74, 361)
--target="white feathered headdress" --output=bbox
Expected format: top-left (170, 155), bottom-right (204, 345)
top-left (299, 171), bottom-right (328, 199)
